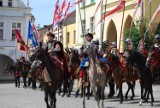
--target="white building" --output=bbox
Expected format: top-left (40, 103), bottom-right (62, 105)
top-left (76, 0), bottom-right (102, 48)
top-left (0, 0), bottom-right (32, 80)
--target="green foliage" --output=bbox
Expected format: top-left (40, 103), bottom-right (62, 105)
top-left (123, 19), bottom-right (155, 51)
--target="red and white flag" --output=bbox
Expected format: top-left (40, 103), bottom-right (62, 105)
top-left (128, 0), bottom-right (142, 37)
top-left (145, 5), bottom-right (160, 37)
top-left (53, 0), bottom-right (60, 25)
top-left (70, 0), bottom-right (82, 7)
top-left (31, 21), bottom-right (39, 39)
top-left (96, 0), bottom-right (125, 26)
top-left (93, 0), bottom-right (102, 20)
top-left (15, 29), bottom-right (29, 52)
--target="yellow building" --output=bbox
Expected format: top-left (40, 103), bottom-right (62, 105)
top-left (76, 0), bottom-right (160, 52)
top-left (63, 10), bottom-right (76, 49)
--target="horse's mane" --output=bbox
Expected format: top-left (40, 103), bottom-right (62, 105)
top-left (38, 48), bottom-right (56, 68)
top-left (132, 50), bottom-right (147, 71)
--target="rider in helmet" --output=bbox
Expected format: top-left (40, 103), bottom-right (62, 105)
top-left (125, 38), bottom-right (133, 51)
top-left (110, 41), bottom-right (119, 56)
top-left (154, 34), bottom-right (160, 49)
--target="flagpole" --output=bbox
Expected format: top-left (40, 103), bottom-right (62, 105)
top-left (118, 3), bottom-right (125, 52)
top-left (141, 0), bottom-right (145, 53)
top-left (78, 1), bottom-right (85, 42)
top-left (101, 0), bottom-right (107, 50)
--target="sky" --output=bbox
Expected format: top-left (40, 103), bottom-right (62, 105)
top-left (22, 0), bottom-right (76, 27)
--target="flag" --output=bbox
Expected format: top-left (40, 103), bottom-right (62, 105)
top-left (128, 0), bottom-right (142, 37)
top-left (53, 0), bottom-right (60, 25)
top-left (93, 0), bottom-right (102, 20)
top-left (60, 0), bottom-right (67, 15)
top-left (96, 0), bottom-right (125, 26)
top-left (70, 0), bottom-right (82, 7)
top-left (144, 0), bottom-right (152, 12)
top-left (144, 5), bottom-right (160, 38)
top-left (32, 21), bottom-right (39, 39)
top-left (15, 29), bottom-right (29, 52)
top-left (28, 20), bottom-right (38, 48)
top-left (53, 1), bottom-right (71, 28)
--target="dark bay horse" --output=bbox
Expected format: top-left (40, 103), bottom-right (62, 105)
top-left (123, 50), bottom-right (154, 106)
top-left (31, 47), bottom-right (63, 108)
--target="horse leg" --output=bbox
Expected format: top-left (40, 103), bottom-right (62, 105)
top-left (101, 86), bottom-right (105, 108)
top-left (125, 82), bottom-right (130, 100)
top-left (52, 92), bottom-right (56, 108)
top-left (96, 86), bottom-right (100, 108)
top-left (17, 76), bottom-right (20, 88)
top-left (44, 92), bottom-right (50, 108)
top-left (130, 82), bottom-right (135, 99)
top-left (108, 80), bottom-right (115, 97)
top-left (86, 84), bottom-right (90, 100)
top-left (119, 84), bottom-right (123, 104)
top-left (82, 83), bottom-right (86, 108)
top-left (138, 81), bottom-right (144, 106)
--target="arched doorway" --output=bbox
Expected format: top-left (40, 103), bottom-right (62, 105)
top-left (0, 54), bottom-right (14, 80)
top-left (123, 15), bottom-right (134, 37)
top-left (122, 15), bottom-right (134, 49)
top-left (106, 20), bottom-right (117, 42)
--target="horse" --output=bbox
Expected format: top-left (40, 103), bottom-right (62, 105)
top-left (86, 48), bottom-right (106, 108)
top-left (123, 50), bottom-right (154, 106)
top-left (146, 46), bottom-right (160, 81)
top-left (31, 46), bottom-right (63, 108)
top-left (106, 53), bottom-right (125, 103)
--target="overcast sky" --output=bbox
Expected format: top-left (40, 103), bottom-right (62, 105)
top-left (22, 0), bottom-right (76, 27)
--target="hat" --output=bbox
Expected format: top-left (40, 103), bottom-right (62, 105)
top-left (85, 33), bottom-right (93, 39)
top-left (155, 34), bottom-right (160, 39)
top-left (47, 32), bottom-right (55, 38)
top-left (94, 40), bottom-right (99, 45)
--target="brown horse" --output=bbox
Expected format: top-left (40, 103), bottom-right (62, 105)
top-left (31, 46), bottom-right (63, 108)
top-left (107, 53), bottom-right (140, 102)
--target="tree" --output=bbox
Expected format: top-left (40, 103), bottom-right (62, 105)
top-left (123, 19), bottom-right (155, 52)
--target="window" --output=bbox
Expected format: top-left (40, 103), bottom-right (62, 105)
top-left (0, 0), bottom-right (2, 6)
top-left (66, 32), bottom-right (70, 44)
top-left (91, 0), bottom-right (95, 3)
top-left (0, 22), bottom-right (4, 40)
top-left (82, 20), bottom-right (86, 33)
top-left (90, 17), bottom-right (95, 32)
top-left (12, 23), bottom-right (21, 40)
top-left (8, 0), bottom-right (12, 7)
top-left (74, 31), bottom-right (76, 44)
top-left (82, 0), bottom-right (85, 7)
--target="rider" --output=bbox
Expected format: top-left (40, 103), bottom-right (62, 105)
top-left (42, 32), bottom-right (56, 85)
top-left (125, 38), bottom-right (134, 51)
top-left (80, 33), bottom-right (94, 82)
top-left (110, 41), bottom-right (119, 56)
top-left (46, 31), bottom-right (56, 55)
top-left (154, 34), bottom-right (160, 49)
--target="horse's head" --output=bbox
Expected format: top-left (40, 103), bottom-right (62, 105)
top-left (32, 46), bottom-right (47, 61)
top-left (123, 50), bottom-right (135, 68)
top-left (30, 60), bottom-right (42, 73)
top-left (106, 53), bottom-right (119, 65)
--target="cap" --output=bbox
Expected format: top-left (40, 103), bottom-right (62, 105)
top-left (85, 33), bottom-right (93, 39)
top-left (47, 32), bottom-right (55, 38)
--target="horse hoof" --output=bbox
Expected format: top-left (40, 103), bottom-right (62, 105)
top-left (151, 103), bottom-right (153, 106)
top-left (130, 97), bottom-right (133, 100)
top-left (138, 103), bottom-right (142, 106)
top-left (125, 96), bottom-right (128, 100)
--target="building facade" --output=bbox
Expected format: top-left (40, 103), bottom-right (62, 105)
top-left (63, 10), bottom-right (76, 49)
top-left (76, 0), bottom-right (160, 52)
top-left (0, 0), bottom-right (32, 80)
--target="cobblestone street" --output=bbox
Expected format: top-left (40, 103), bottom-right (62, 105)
top-left (0, 80), bottom-right (160, 108)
